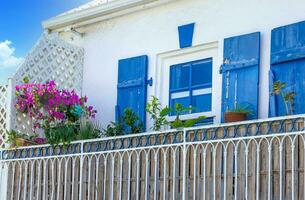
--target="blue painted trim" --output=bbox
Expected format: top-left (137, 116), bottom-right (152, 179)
top-left (220, 59), bottom-right (259, 73)
top-left (117, 78), bottom-right (144, 89)
top-left (178, 23), bottom-right (195, 48)
top-left (271, 46), bottom-right (305, 65)
top-left (168, 82), bottom-right (212, 93)
top-left (146, 77), bottom-right (153, 86)
top-left (189, 63), bottom-right (193, 111)
top-left (170, 56), bottom-right (212, 68)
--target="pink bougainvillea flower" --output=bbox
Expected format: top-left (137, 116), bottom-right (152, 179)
top-left (15, 79), bottom-right (97, 131)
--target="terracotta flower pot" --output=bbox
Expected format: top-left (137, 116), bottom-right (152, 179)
top-left (224, 112), bottom-right (247, 123)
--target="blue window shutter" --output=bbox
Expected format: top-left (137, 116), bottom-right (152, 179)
top-left (220, 32), bottom-right (260, 122)
top-left (178, 23), bottom-right (195, 48)
top-left (117, 55), bottom-right (148, 131)
top-left (270, 20), bottom-right (305, 116)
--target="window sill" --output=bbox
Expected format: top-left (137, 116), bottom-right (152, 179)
top-left (167, 111), bottom-right (215, 122)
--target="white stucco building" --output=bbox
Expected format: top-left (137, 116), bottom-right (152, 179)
top-left (3, 1), bottom-right (305, 199)
top-left (41, 0), bottom-right (305, 130)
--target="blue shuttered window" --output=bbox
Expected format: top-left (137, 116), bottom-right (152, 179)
top-left (220, 32), bottom-right (260, 121)
top-left (169, 58), bottom-right (212, 115)
top-left (116, 55), bottom-right (148, 130)
top-left (270, 21), bottom-right (305, 116)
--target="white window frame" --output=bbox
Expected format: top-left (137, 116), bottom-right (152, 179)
top-left (154, 42), bottom-right (220, 122)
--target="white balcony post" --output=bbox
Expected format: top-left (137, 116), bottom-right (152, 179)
top-left (182, 128), bottom-right (186, 200)
top-left (79, 141), bottom-right (84, 200)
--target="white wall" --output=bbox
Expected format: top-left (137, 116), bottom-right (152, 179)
top-left (78, 0), bottom-right (305, 129)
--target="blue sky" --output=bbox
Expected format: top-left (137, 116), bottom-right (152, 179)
top-left (0, 0), bottom-right (90, 85)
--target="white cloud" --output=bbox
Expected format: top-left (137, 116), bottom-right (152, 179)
top-left (0, 40), bottom-right (23, 69)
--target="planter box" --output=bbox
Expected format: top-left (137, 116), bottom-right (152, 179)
top-left (224, 112), bottom-right (247, 123)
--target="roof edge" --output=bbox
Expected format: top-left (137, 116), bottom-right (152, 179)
top-left (43, 0), bottom-right (177, 31)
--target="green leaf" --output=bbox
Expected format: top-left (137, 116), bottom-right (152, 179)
top-left (272, 81), bottom-right (286, 95)
top-left (227, 104), bottom-right (252, 115)
top-left (160, 107), bottom-right (170, 117)
top-left (171, 119), bottom-right (184, 129)
top-left (146, 96), bottom-right (169, 131)
top-left (284, 91), bottom-right (295, 102)
top-left (183, 116), bottom-right (206, 127)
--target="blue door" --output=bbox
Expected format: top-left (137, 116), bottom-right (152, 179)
top-left (220, 32), bottom-right (261, 121)
top-left (116, 55), bottom-right (148, 130)
top-left (270, 20), bottom-right (305, 117)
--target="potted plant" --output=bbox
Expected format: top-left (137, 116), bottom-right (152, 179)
top-left (224, 105), bottom-right (252, 123)
top-left (6, 130), bottom-right (37, 148)
top-left (171, 103), bottom-right (206, 129)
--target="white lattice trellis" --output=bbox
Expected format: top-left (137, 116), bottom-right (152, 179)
top-left (0, 85), bottom-right (8, 148)
top-left (12, 33), bottom-right (84, 135)
top-left (14, 33), bottom-right (84, 91)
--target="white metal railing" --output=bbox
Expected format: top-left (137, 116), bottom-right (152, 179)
top-left (1, 114), bottom-right (305, 200)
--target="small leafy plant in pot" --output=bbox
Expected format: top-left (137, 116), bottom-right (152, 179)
top-left (146, 99), bottom-right (206, 130)
top-left (224, 105), bottom-right (252, 123)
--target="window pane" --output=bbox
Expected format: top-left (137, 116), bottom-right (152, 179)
top-left (170, 64), bottom-right (190, 90)
top-left (170, 97), bottom-right (190, 116)
top-left (192, 58), bottom-right (212, 87)
top-left (192, 93), bottom-right (212, 113)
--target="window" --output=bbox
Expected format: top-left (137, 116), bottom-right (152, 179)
top-left (169, 58), bottom-right (212, 115)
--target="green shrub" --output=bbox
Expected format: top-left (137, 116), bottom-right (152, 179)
top-left (44, 123), bottom-right (77, 146)
top-left (103, 108), bottom-right (143, 136)
top-left (103, 121), bottom-right (124, 137)
top-left (77, 121), bottom-right (101, 140)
